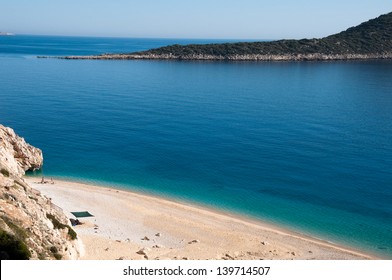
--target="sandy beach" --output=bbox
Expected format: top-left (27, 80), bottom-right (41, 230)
top-left (25, 177), bottom-right (373, 260)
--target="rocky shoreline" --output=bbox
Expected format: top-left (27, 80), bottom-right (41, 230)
top-left (39, 52), bottom-right (392, 61)
top-left (0, 124), bottom-right (81, 260)
top-left (38, 12), bottom-right (392, 62)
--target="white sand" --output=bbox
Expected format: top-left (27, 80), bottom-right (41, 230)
top-left (26, 177), bottom-right (374, 260)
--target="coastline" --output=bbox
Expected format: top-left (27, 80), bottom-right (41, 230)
top-left (38, 52), bottom-right (392, 61)
top-left (25, 177), bottom-right (376, 260)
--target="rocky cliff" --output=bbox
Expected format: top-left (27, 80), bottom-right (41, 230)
top-left (0, 124), bottom-right (80, 260)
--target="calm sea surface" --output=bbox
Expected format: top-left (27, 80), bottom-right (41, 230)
top-left (1, 35), bottom-right (392, 258)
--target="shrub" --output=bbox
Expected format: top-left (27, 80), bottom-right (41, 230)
top-left (46, 214), bottom-right (77, 240)
top-left (2, 216), bottom-right (27, 240)
top-left (38, 252), bottom-right (46, 260)
top-left (49, 246), bottom-right (58, 254)
top-left (66, 226), bottom-right (77, 240)
top-left (53, 253), bottom-right (62, 260)
top-left (0, 229), bottom-right (31, 260)
top-left (46, 214), bottom-right (65, 230)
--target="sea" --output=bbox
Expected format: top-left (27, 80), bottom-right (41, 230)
top-left (1, 35), bottom-right (391, 258)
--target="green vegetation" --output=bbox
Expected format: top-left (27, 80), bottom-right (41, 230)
top-left (0, 218), bottom-right (31, 260)
top-left (38, 252), bottom-right (46, 260)
top-left (131, 12), bottom-right (392, 58)
top-left (53, 253), bottom-right (63, 260)
top-left (0, 168), bottom-right (10, 177)
top-left (46, 214), bottom-right (77, 240)
top-left (67, 226), bottom-right (77, 240)
top-left (2, 216), bottom-right (28, 240)
top-left (49, 246), bottom-right (62, 260)
top-left (49, 246), bottom-right (58, 254)
top-left (46, 213), bottom-right (65, 229)
top-left (0, 229), bottom-right (31, 260)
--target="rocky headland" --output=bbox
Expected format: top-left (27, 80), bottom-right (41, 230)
top-left (53, 52), bottom-right (392, 61)
top-left (0, 124), bottom-right (80, 260)
top-left (45, 12), bottom-right (392, 62)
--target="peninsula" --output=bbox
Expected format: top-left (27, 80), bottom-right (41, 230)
top-left (53, 12), bottom-right (392, 61)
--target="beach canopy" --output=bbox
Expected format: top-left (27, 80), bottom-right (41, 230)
top-left (71, 211), bottom-right (94, 218)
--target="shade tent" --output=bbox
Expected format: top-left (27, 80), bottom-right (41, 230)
top-left (71, 211), bottom-right (94, 218)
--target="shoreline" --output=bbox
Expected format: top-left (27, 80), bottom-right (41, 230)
top-left (25, 176), bottom-right (377, 260)
top-left (38, 53), bottom-right (392, 62)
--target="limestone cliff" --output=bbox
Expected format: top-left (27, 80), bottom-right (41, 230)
top-left (0, 124), bottom-right (80, 260)
top-left (0, 125), bottom-right (43, 177)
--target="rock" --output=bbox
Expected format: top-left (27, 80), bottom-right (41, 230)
top-left (152, 245), bottom-right (162, 249)
top-left (0, 125), bottom-right (43, 176)
top-left (155, 233), bottom-right (161, 237)
top-left (188, 239), bottom-right (200, 244)
top-left (59, 51), bottom-right (392, 62)
top-left (225, 254), bottom-right (235, 260)
top-left (142, 236), bottom-right (150, 241)
top-left (0, 124), bottom-right (80, 260)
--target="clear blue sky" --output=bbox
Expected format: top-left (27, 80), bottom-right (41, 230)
top-left (1, 0), bottom-right (392, 39)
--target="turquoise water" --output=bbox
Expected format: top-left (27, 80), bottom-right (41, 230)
top-left (1, 35), bottom-right (392, 258)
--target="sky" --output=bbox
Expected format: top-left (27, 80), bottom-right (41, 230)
top-left (1, 0), bottom-right (392, 39)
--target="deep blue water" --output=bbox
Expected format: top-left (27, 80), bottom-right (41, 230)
top-left (1, 35), bottom-right (392, 258)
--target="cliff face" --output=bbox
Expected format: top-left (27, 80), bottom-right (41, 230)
top-left (0, 125), bottom-right (43, 177)
top-left (0, 124), bottom-right (80, 260)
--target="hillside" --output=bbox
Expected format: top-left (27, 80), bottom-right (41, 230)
top-left (0, 124), bottom-right (80, 260)
top-left (57, 12), bottom-right (392, 61)
top-left (135, 12), bottom-right (392, 58)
